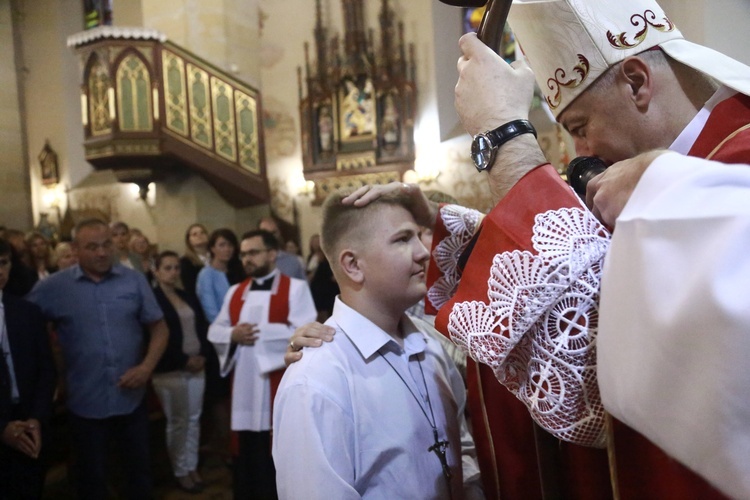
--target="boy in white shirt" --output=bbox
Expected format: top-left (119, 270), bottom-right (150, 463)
top-left (273, 190), bottom-right (482, 499)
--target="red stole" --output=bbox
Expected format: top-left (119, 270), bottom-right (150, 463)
top-left (229, 275), bottom-right (292, 325)
top-left (688, 92), bottom-right (750, 162)
top-left (228, 273), bottom-right (291, 455)
top-left (229, 273), bottom-right (291, 402)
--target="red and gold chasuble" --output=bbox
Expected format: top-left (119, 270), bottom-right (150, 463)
top-left (425, 92), bottom-right (750, 499)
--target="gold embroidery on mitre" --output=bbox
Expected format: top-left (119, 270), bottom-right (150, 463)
top-left (545, 54), bottom-right (590, 110)
top-left (607, 10), bottom-right (675, 50)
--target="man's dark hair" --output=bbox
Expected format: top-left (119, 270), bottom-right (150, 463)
top-left (241, 229), bottom-right (279, 251)
top-left (0, 237), bottom-right (10, 257)
top-left (73, 218), bottom-right (108, 240)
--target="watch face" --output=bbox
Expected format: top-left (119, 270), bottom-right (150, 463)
top-left (471, 134), bottom-right (495, 171)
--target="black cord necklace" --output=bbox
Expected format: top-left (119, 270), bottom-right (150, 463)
top-left (378, 351), bottom-right (453, 498)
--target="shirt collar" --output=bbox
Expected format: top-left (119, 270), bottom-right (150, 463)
top-left (330, 296), bottom-right (428, 360)
top-left (253, 268), bottom-right (279, 285)
top-left (72, 262), bottom-right (122, 282)
top-left (670, 86), bottom-right (736, 155)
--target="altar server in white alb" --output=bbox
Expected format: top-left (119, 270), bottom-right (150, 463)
top-left (208, 229), bottom-right (316, 499)
top-left (273, 189), bottom-right (483, 500)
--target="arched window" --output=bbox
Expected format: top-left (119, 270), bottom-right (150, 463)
top-left (116, 53), bottom-right (152, 131)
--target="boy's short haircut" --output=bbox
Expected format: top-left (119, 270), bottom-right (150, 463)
top-left (320, 187), bottom-right (417, 265)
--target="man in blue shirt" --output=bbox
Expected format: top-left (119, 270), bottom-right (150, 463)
top-left (28, 218), bottom-right (168, 499)
top-left (258, 217), bottom-right (306, 280)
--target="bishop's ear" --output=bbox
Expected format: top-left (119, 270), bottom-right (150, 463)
top-left (620, 56), bottom-right (653, 110)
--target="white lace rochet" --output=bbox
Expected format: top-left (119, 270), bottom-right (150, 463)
top-left (432, 204), bottom-right (611, 447)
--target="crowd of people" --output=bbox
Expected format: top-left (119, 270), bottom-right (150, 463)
top-left (0, 218), bottom-right (338, 498)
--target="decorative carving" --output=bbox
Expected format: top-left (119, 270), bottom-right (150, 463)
top-left (211, 75), bottom-right (238, 162)
top-left (235, 89), bottom-right (261, 174)
top-left (314, 171), bottom-right (402, 201)
top-left (607, 10), bottom-right (674, 50)
top-left (87, 54), bottom-right (112, 136)
top-left (162, 50), bottom-right (189, 137)
top-left (336, 152), bottom-right (376, 171)
top-left (299, 0), bottom-right (417, 182)
top-left (85, 140), bottom-right (161, 158)
top-left (187, 63), bottom-right (214, 149)
top-left (545, 54), bottom-right (590, 110)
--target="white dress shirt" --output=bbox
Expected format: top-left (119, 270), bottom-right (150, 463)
top-left (273, 297), bottom-right (479, 499)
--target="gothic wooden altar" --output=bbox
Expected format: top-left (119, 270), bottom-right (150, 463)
top-left (299, 0), bottom-right (417, 202)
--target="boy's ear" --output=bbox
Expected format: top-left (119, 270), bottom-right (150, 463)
top-left (338, 248), bottom-right (364, 284)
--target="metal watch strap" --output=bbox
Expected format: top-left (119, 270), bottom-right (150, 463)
top-left (486, 119), bottom-right (537, 149)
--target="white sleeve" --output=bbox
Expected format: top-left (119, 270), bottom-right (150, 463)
top-left (287, 278), bottom-right (318, 329)
top-left (207, 284), bottom-right (239, 376)
top-left (273, 377), bottom-right (361, 500)
top-left (599, 153), bottom-right (750, 500)
top-left (255, 279), bottom-right (318, 374)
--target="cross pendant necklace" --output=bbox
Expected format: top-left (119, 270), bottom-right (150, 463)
top-left (429, 428), bottom-right (452, 486)
top-left (379, 352), bottom-right (453, 499)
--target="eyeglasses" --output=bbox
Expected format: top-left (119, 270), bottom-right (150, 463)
top-left (239, 248), bottom-right (270, 258)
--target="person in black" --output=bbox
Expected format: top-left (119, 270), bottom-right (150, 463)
top-left (3, 229), bottom-right (36, 297)
top-left (151, 251), bottom-right (212, 493)
top-left (0, 238), bottom-right (57, 499)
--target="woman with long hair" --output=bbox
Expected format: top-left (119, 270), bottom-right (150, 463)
top-left (151, 251), bottom-right (210, 493)
top-left (194, 228), bottom-right (242, 464)
top-left (179, 224), bottom-right (209, 300)
top-left (25, 231), bottom-right (57, 281)
top-left (195, 228), bottom-right (243, 323)
top-left (129, 229), bottom-right (156, 280)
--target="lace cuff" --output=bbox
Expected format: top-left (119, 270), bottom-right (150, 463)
top-left (448, 206), bottom-right (611, 447)
top-left (426, 204), bottom-right (482, 312)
